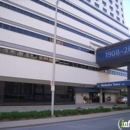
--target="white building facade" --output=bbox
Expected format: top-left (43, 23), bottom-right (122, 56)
top-left (0, 0), bottom-right (129, 105)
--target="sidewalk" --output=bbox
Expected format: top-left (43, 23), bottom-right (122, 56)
top-left (0, 109), bottom-right (130, 129)
top-left (0, 103), bottom-right (127, 112)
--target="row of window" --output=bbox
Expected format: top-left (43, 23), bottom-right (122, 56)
top-left (79, 0), bottom-right (128, 30)
top-left (105, 70), bottom-right (127, 77)
top-left (31, 0), bottom-right (129, 38)
top-left (0, 47), bottom-right (127, 77)
top-left (59, 0), bottom-right (129, 38)
top-left (88, 0), bottom-right (122, 6)
top-left (0, 22), bottom-right (94, 54)
top-left (0, 1), bottom-right (110, 46)
top-left (31, 0), bottom-right (123, 41)
top-left (93, 2), bottom-right (124, 23)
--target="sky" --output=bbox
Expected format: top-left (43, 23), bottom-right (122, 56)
top-left (123, 0), bottom-right (130, 34)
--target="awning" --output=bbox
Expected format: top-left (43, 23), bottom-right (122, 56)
top-left (97, 80), bottom-right (130, 88)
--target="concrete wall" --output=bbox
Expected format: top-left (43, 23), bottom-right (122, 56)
top-left (105, 93), bottom-right (120, 103)
top-left (75, 92), bottom-right (89, 104)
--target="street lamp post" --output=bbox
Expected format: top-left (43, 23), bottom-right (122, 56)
top-left (51, 0), bottom-right (60, 117)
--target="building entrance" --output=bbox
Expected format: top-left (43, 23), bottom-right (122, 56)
top-left (89, 92), bottom-right (99, 103)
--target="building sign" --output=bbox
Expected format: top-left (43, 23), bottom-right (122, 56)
top-left (97, 80), bottom-right (130, 88)
top-left (97, 43), bottom-right (130, 62)
top-left (96, 39), bottom-right (130, 68)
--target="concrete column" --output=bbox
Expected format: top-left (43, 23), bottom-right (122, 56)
top-left (100, 88), bottom-right (102, 103)
top-left (127, 62), bottom-right (130, 106)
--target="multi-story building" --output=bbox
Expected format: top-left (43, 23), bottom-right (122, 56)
top-left (0, 0), bottom-right (129, 105)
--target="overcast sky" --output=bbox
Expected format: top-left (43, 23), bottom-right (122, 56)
top-left (123, 0), bottom-right (130, 34)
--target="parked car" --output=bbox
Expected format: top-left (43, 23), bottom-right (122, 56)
top-left (116, 96), bottom-right (127, 104)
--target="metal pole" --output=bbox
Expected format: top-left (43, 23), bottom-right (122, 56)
top-left (100, 88), bottom-right (102, 104)
top-left (127, 62), bottom-right (130, 106)
top-left (51, 0), bottom-right (60, 117)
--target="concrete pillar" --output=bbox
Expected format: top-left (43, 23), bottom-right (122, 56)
top-left (100, 88), bottom-right (102, 103)
top-left (127, 62), bottom-right (130, 106)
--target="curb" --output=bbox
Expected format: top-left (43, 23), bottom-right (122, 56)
top-left (0, 110), bottom-right (130, 129)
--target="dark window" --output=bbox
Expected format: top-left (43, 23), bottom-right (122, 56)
top-left (11, 6), bottom-right (17, 11)
top-left (110, 12), bottom-right (114, 17)
top-left (117, 17), bottom-right (120, 21)
top-left (3, 24), bottom-right (9, 30)
top-left (109, 6), bottom-right (113, 11)
top-left (116, 0), bottom-right (118, 2)
top-left (10, 26), bottom-right (17, 32)
top-left (87, 0), bottom-right (91, 2)
top-left (73, 63), bottom-right (78, 67)
top-left (23, 30), bottom-right (29, 35)
top-left (95, 2), bottom-right (99, 8)
top-left (0, 2), bottom-right (3, 6)
top-left (122, 20), bottom-right (124, 24)
top-left (9, 50), bottom-right (16, 55)
top-left (30, 32), bottom-right (36, 37)
top-left (17, 28), bottom-right (23, 34)
top-left (0, 23), bottom-right (2, 28)
top-left (41, 36), bottom-right (47, 40)
top-left (116, 10), bottom-right (119, 15)
top-left (102, 1), bottom-right (106, 6)
top-left (109, 0), bottom-right (113, 4)
top-left (103, 8), bottom-right (107, 13)
top-left (120, 2), bottom-right (122, 5)
top-left (2, 48), bottom-right (9, 54)
top-left (35, 33), bottom-right (41, 38)
top-left (4, 3), bottom-right (10, 9)
top-left (115, 4), bottom-right (119, 9)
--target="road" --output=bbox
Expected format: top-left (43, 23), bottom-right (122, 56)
top-left (5, 113), bottom-right (130, 130)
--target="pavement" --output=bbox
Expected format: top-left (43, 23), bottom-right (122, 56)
top-left (5, 112), bottom-right (130, 130)
top-left (0, 104), bottom-right (130, 130)
top-left (0, 103), bottom-right (127, 112)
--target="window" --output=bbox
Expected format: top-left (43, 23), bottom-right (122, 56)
top-left (2, 48), bottom-right (9, 54)
top-left (23, 30), bottom-right (29, 35)
top-left (110, 12), bottom-right (114, 17)
top-left (43, 57), bottom-right (49, 61)
top-left (49, 58), bottom-right (53, 63)
top-left (24, 53), bottom-right (30, 58)
top-left (95, 2), bottom-right (99, 8)
top-left (117, 17), bottom-right (120, 21)
top-left (109, 6), bottom-right (113, 11)
top-left (122, 14), bottom-right (124, 17)
top-left (17, 52), bottom-right (24, 57)
top-left (120, 2), bottom-right (122, 5)
top-left (103, 8), bottom-right (107, 13)
top-left (0, 23), bottom-right (2, 28)
top-left (122, 20), bottom-right (124, 24)
top-left (30, 32), bottom-right (35, 37)
top-left (17, 28), bottom-right (23, 34)
top-left (116, 0), bottom-right (118, 2)
top-left (87, 0), bottom-right (91, 2)
top-left (9, 50), bottom-right (16, 55)
top-left (121, 8), bottom-right (123, 11)
top-left (115, 4), bottom-right (119, 9)
top-left (109, 0), bottom-right (113, 4)
top-left (10, 26), bottom-right (17, 32)
top-left (3, 24), bottom-right (9, 30)
top-left (102, 1), bottom-right (106, 6)
top-left (38, 56), bottom-right (43, 60)
top-left (116, 10), bottom-right (119, 15)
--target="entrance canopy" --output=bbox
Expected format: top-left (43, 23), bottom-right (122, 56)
top-left (97, 80), bottom-right (130, 88)
top-left (96, 39), bottom-right (130, 69)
